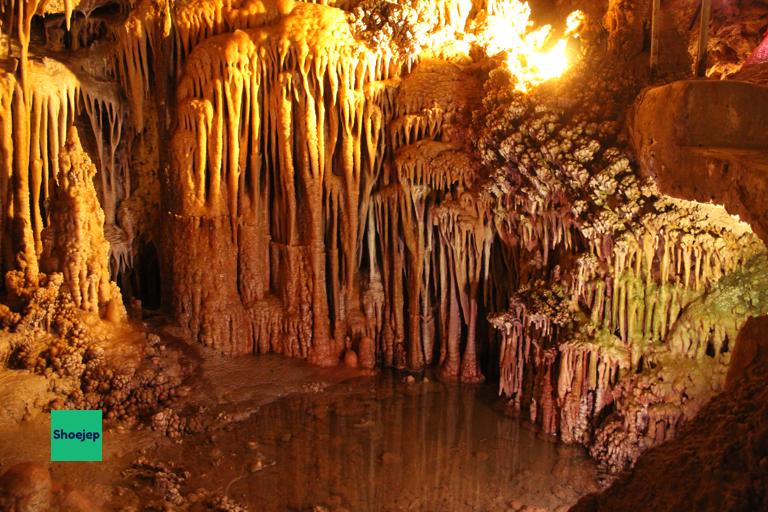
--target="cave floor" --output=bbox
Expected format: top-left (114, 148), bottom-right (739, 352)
top-left (0, 327), bottom-right (600, 511)
top-left (172, 373), bottom-right (601, 512)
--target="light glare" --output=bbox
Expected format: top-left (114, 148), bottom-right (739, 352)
top-left (478, 1), bottom-right (584, 92)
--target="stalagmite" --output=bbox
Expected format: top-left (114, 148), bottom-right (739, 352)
top-left (41, 127), bottom-right (126, 320)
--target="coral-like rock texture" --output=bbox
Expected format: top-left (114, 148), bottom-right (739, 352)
top-left (572, 315), bottom-right (768, 512)
top-left (42, 128), bottom-right (126, 319)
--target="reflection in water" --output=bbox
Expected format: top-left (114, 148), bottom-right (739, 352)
top-left (199, 374), bottom-right (599, 511)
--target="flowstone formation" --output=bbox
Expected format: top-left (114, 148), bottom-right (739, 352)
top-left (41, 128), bottom-right (125, 320)
top-left (0, 0), bottom-right (766, 479)
top-left (0, 127), bottom-right (186, 429)
top-left (163, 0), bottom-right (497, 380)
top-left (478, 61), bottom-right (768, 469)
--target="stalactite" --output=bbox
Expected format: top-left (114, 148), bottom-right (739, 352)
top-left (116, 0), bottom-right (153, 132)
top-left (82, 90), bottom-right (129, 226)
top-left (435, 195), bottom-right (494, 383)
top-left (173, 0), bottom-right (295, 75)
top-left (9, 0), bottom-right (42, 283)
top-left (0, 71), bottom-right (16, 275)
top-left (170, 3), bottom-right (405, 358)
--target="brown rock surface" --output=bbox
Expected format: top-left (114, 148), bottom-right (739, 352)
top-left (571, 315), bottom-right (768, 512)
top-left (630, 79), bottom-right (768, 243)
top-left (0, 463), bottom-right (54, 512)
top-left (726, 315), bottom-right (768, 392)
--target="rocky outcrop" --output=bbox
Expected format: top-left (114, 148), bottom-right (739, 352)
top-left (630, 79), bottom-right (768, 243)
top-left (571, 315), bottom-right (768, 512)
top-left (41, 128), bottom-right (125, 320)
top-left (0, 462), bottom-right (99, 511)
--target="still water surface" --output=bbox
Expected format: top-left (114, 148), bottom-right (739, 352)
top-left (187, 373), bottom-right (599, 511)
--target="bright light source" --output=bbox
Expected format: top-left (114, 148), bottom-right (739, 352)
top-left (476, 1), bottom-right (584, 93)
top-left (528, 39), bottom-right (570, 81)
top-left (565, 10), bottom-right (585, 37)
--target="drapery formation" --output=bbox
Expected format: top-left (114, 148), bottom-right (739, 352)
top-left (166, 3), bottom-right (493, 378)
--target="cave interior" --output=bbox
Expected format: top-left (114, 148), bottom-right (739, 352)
top-left (0, 0), bottom-right (767, 510)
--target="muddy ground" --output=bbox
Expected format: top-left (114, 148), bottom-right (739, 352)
top-left (0, 320), bottom-right (600, 511)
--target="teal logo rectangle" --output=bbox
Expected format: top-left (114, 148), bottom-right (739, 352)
top-left (50, 410), bottom-right (102, 462)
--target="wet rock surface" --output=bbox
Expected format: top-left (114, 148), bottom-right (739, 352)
top-left (571, 315), bottom-right (768, 512)
top-left (630, 79), bottom-right (768, 244)
top-left (117, 371), bottom-right (600, 511)
top-left (1, 355), bottom-right (599, 511)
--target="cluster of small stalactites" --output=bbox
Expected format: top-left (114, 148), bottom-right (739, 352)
top-left (588, 350), bottom-right (729, 471)
top-left (585, 252), bottom-right (768, 471)
top-left (475, 52), bottom-right (767, 469)
top-left (349, 0), bottom-right (430, 58)
top-left (349, 0), bottom-right (474, 60)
